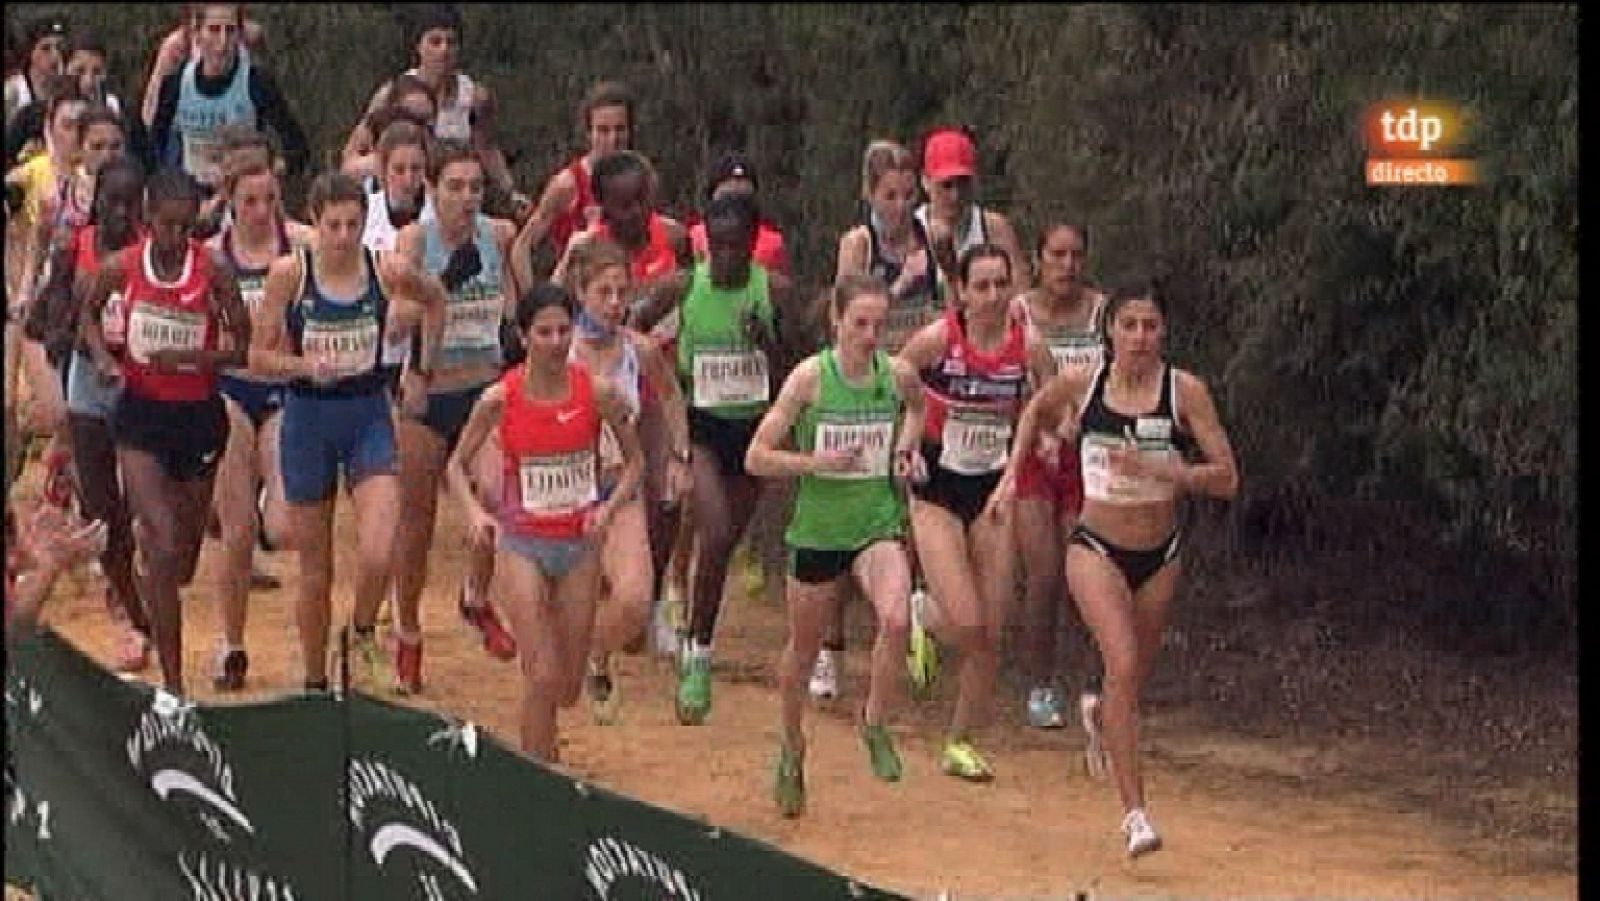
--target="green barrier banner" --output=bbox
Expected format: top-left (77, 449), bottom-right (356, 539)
top-left (6, 629), bottom-right (909, 901)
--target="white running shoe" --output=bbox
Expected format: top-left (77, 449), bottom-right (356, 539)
top-left (1122, 808), bottom-right (1162, 857)
top-left (650, 596), bottom-right (679, 658)
top-left (1080, 690), bottom-right (1108, 780)
top-left (808, 649), bottom-right (839, 699)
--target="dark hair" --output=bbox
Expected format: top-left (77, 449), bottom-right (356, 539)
top-left (1101, 278), bottom-right (1165, 348)
top-left (375, 117), bottom-right (431, 164)
top-left (307, 170), bottom-right (368, 218)
top-left (1035, 222), bottom-right (1089, 257)
top-left (514, 281), bottom-right (577, 331)
top-left (831, 273), bottom-right (890, 321)
top-left (591, 150), bottom-right (650, 204)
top-left (40, 75), bottom-right (82, 121)
top-left (90, 156), bottom-right (145, 224)
top-left (76, 103), bottom-right (122, 142)
top-left (387, 73), bottom-right (436, 111)
top-left (579, 80), bottom-right (634, 131)
top-left (145, 167), bottom-right (200, 211)
top-left (704, 190), bottom-right (757, 238)
top-left (428, 139), bottom-right (482, 183)
top-left (955, 242), bottom-right (1011, 284)
top-left (64, 31), bottom-right (107, 62)
top-left (408, 4), bottom-right (463, 47)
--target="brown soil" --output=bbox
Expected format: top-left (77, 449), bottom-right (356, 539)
top-left (18, 494), bottom-right (1577, 900)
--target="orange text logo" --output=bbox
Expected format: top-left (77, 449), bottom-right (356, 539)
top-left (1361, 100), bottom-right (1477, 186)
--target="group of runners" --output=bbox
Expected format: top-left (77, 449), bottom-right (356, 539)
top-left (4, 3), bottom-right (1241, 858)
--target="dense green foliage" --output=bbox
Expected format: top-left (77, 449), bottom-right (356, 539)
top-left (6, 4), bottom-right (1577, 618)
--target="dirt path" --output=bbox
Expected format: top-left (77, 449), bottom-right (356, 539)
top-left (34, 499), bottom-right (1576, 900)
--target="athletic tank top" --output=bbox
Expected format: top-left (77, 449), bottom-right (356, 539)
top-left (786, 348), bottom-right (907, 551)
top-left (175, 55), bottom-right (256, 188)
top-left (919, 307), bottom-right (1028, 476)
top-left (74, 224), bottom-right (143, 350)
top-left (573, 333), bottom-right (643, 472)
top-left (423, 213), bottom-right (505, 377)
top-left (1077, 362), bottom-right (1195, 505)
top-left (218, 222), bottom-right (290, 381)
top-left (676, 261), bottom-right (775, 420)
top-left (868, 211), bottom-right (943, 353)
top-left (362, 187), bottom-right (433, 254)
top-left (498, 361), bottom-right (601, 540)
top-left (406, 69), bottom-right (475, 143)
top-left (546, 156), bottom-right (595, 261)
top-left (1023, 291), bottom-right (1106, 375)
top-left (117, 237), bottom-right (219, 402)
top-left (285, 246), bottom-right (389, 397)
top-left (689, 219), bottom-right (789, 276)
top-left (914, 202), bottom-right (989, 267)
top-left (596, 213), bottom-right (678, 284)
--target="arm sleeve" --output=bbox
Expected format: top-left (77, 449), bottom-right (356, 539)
top-left (248, 67), bottom-right (310, 177)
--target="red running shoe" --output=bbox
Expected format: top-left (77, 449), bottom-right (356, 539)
top-left (460, 594), bottom-right (517, 661)
top-left (394, 636), bottom-right (423, 695)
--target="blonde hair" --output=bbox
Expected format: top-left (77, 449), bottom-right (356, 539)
top-left (565, 238), bottom-right (630, 293)
top-left (860, 139), bottom-right (916, 200)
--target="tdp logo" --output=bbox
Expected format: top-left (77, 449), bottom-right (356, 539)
top-left (1362, 100), bottom-right (1467, 157)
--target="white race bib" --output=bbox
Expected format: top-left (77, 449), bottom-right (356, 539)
top-left (127, 303), bottom-right (205, 365)
top-left (692, 349), bottom-right (769, 409)
top-left (814, 419), bottom-right (895, 480)
top-left (102, 291), bottom-right (127, 347)
top-left (938, 407), bottom-right (1012, 475)
top-left (443, 296), bottom-right (501, 352)
top-left (241, 284), bottom-right (266, 318)
top-left (182, 134), bottom-right (225, 188)
top-left (1048, 338), bottom-right (1103, 375)
top-left (302, 319), bottom-right (379, 381)
top-left (884, 297), bottom-right (936, 352)
top-left (518, 450), bottom-right (597, 515)
top-left (1080, 431), bottom-right (1178, 505)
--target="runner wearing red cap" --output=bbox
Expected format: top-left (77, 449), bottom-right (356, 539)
top-left (915, 126), bottom-right (1027, 294)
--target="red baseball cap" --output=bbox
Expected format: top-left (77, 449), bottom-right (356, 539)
top-left (922, 128), bottom-right (977, 181)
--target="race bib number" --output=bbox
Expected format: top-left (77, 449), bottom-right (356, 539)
top-left (127, 303), bottom-right (205, 365)
top-left (518, 450), bottom-right (597, 515)
top-left (815, 419), bottom-right (895, 480)
top-left (883, 296), bottom-right (936, 352)
top-left (102, 291), bottom-right (127, 347)
top-left (443, 296), bottom-right (501, 352)
top-left (938, 407), bottom-right (1012, 475)
top-left (692, 349), bottom-right (769, 409)
top-left (302, 319), bottom-right (379, 380)
top-left (1080, 431), bottom-right (1177, 505)
top-left (240, 282), bottom-right (267, 317)
top-left (182, 134), bottom-right (225, 188)
top-left (1048, 338), bottom-right (1103, 375)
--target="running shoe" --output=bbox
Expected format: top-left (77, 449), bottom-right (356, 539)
top-left (345, 627), bottom-right (394, 695)
top-left (460, 593), bottom-right (517, 661)
top-left (675, 649), bottom-right (712, 725)
top-left (1080, 690), bottom-right (1109, 780)
top-left (773, 743), bottom-right (806, 818)
top-left (737, 543), bottom-right (765, 602)
top-left (940, 738), bottom-right (994, 782)
top-left (393, 636), bottom-right (423, 695)
top-left (1028, 686), bottom-right (1066, 729)
top-left (808, 649), bottom-right (839, 700)
top-left (1122, 808), bottom-right (1163, 858)
top-left (861, 722), bottom-right (902, 783)
top-left (649, 596), bottom-right (679, 658)
top-left (587, 655), bottom-right (619, 725)
top-left (41, 447), bottom-right (73, 509)
top-left (212, 648), bottom-right (249, 692)
top-left (907, 589), bottom-right (939, 701)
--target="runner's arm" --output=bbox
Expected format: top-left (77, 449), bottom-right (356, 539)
top-left (988, 210), bottom-right (1029, 293)
top-left (148, 69), bottom-right (183, 165)
top-left (203, 251), bottom-right (250, 368)
top-left (509, 168), bottom-right (576, 291)
top-left (893, 316), bottom-right (948, 375)
top-left (1171, 370), bottom-right (1239, 500)
top-left (247, 254), bottom-right (310, 379)
top-left (491, 217), bottom-right (520, 311)
top-left (636, 332), bottom-right (690, 463)
top-left (469, 83), bottom-right (515, 195)
top-left (891, 356), bottom-right (927, 459)
top-left (834, 227), bottom-right (869, 282)
top-left (79, 256), bottom-right (126, 376)
top-left (744, 356), bottom-right (822, 478)
top-left (446, 382), bottom-right (505, 529)
top-left (1004, 369), bottom-right (1084, 483)
top-left (595, 380), bottom-right (645, 517)
top-left (629, 269), bottom-right (688, 335)
top-left (378, 244), bottom-right (447, 378)
top-left (141, 27), bottom-right (189, 129)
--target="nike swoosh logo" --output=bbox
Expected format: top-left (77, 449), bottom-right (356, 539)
top-left (556, 409), bottom-right (580, 424)
top-left (150, 770), bottom-right (255, 834)
top-left (370, 823), bottom-right (478, 892)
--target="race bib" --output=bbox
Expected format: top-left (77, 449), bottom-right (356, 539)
top-left (443, 296), bottom-right (501, 352)
top-left (182, 134), bottom-right (225, 188)
top-left (884, 295), bottom-right (936, 352)
top-left (518, 450), bottom-right (597, 515)
top-left (1047, 337), bottom-right (1103, 375)
top-left (240, 282), bottom-right (267, 318)
top-left (127, 303), bottom-right (205, 365)
top-left (692, 349), bottom-right (769, 409)
top-left (102, 291), bottom-right (127, 347)
top-left (814, 419), bottom-right (894, 480)
top-left (302, 319), bottom-right (379, 381)
top-left (1080, 431), bottom-right (1178, 505)
top-left (938, 407), bottom-right (1012, 475)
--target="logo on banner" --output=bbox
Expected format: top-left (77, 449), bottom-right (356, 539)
top-left (126, 690), bottom-right (256, 844)
top-left (348, 757), bottom-right (477, 899)
top-left (583, 836), bottom-right (702, 901)
top-left (177, 851), bottom-right (301, 901)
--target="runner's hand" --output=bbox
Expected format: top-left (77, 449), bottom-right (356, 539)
top-left (813, 446), bottom-right (866, 475)
top-left (984, 469), bottom-right (1018, 521)
top-left (583, 501), bottom-right (616, 538)
top-left (400, 370), bottom-right (428, 420)
top-left (468, 507), bottom-right (498, 551)
top-left (302, 355), bottom-right (339, 385)
top-left (666, 456), bottom-right (692, 506)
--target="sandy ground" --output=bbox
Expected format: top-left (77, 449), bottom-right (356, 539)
top-left (13, 490), bottom-right (1577, 900)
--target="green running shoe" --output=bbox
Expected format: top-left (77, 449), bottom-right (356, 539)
top-left (676, 654), bottom-right (712, 725)
top-left (346, 627), bottom-right (393, 695)
top-left (773, 744), bottom-right (806, 818)
top-left (861, 722), bottom-right (903, 783)
top-left (941, 738), bottom-right (994, 783)
top-left (906, 590), bottom-right (939, 701)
